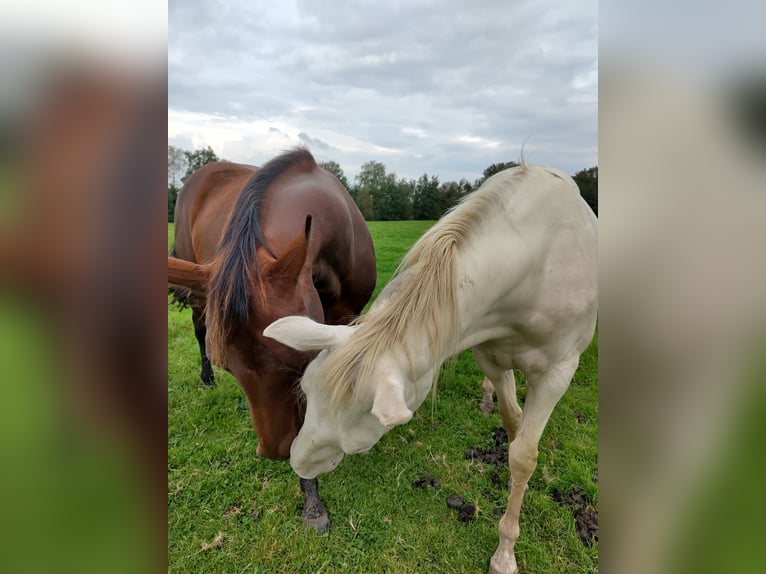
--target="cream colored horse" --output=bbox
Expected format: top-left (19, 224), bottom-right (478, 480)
top-left (264, 164), bottom-right (597, 574)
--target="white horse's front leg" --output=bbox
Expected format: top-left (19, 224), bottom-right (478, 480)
top-left (489, 357), bottom-right (579, 574)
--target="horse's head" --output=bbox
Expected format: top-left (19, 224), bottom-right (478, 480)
top-left (168, 215), bottom-right (323, 366)
top-left (247, 216), bottom-right (325, 365)
top-left (168, 217), bottom-right (325, 459)
top-left (263, 315), bottom-right (415, 479)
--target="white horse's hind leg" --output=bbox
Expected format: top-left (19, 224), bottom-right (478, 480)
top-left (489, 371), bottom-right (522, 441)
top-left (488, 357), bottom-right (579, 574)
top-left (473, 349), bottom-right (522, 441)
top-left (479, 376), bottom-right (496, 414)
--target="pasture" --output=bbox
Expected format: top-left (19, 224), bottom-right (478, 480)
top-left (168, 221), bottom-right (598, 573)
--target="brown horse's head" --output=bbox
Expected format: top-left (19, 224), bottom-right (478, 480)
top-left (168, 149), bottom-right (339, 459)
top-left (168, 214), bottom-right (322, 458)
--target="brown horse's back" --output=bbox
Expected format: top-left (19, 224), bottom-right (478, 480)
top-left (173, 162), bottom-right (256, 264)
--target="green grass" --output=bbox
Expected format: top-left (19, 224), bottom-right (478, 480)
top-left (168, 221), bottom-right (598, 573)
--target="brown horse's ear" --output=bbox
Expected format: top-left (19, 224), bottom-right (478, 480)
top-left (168, 257), bottom-right (211, 295)
top-left (268, 215), bottom-right (312, 281)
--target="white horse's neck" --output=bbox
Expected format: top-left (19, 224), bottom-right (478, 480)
top-left (365, 270), bottom-right (447, 410)
top-left (369, 223), bottom-right (532, 412)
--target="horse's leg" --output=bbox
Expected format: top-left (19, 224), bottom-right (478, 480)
top-left (299, 477), bottom-right (330, 535)
top-left (192, 308), bottom-right (215, 387)
top-left (479, 376), bottom-right (496, 414)
top-left (489, 357), bottom-right (579, 574)
top-left (472, 349), bottom-right (522, 439)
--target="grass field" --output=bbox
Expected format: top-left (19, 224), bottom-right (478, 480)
top-left (168, 221), bottom-right (598, 573)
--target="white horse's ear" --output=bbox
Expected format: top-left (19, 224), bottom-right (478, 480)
top-left (371, 373), bottom-right (413, 427)
top-left (262, 316), bottom-right (355, 351)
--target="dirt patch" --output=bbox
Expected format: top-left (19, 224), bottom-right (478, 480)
top-left (464, 427), bottom-right (509, 466)
top-left (552, 486), bottom-right (599, 547)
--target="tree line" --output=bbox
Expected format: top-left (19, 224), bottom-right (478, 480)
top-left (168, 145), bottom-right (597, 222)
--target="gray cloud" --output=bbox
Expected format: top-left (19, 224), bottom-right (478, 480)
top-left (298, 131), bottom-right (334, 151)
top-left (169, 0), bottom-right (597, 181)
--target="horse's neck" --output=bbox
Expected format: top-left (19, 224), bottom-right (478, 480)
top-left (393, 340), bottom-right (442, 415)
top-left (368, 268), bottom-right (412, 312)
top-left (450, 220), bottom-right (537, 353)
top-left (368, 239), bottom-right (517, 408)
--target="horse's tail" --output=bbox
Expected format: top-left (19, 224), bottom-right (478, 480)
top-left (168, 246), bottom-right (192, 310)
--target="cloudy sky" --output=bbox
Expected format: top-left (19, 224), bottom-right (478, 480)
top-left (169, 0), bottom-right (597, 183)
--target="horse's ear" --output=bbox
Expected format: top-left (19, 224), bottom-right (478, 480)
top-left (263, 315), bottom-right (355, 351)
top-left (268, 215), bottom-right (312, 281)
top-left (371, 373), bottom-right (413, 427)
top-left (168, 257), bottom-right (211, 295)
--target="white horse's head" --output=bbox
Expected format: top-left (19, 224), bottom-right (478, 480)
top-left (263, 315), bottom-right (414, 479)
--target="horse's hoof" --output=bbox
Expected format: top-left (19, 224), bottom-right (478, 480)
top-left (488, 553), bottom-right (518, 574)
top-left (301, 498), bottom-right (330, 535)
top-left (200, 376), bottom-right (216, 388)
top-left (303, 512), bottom-right (330, 535)
top-left (479, 396), bottom-right (494, 414)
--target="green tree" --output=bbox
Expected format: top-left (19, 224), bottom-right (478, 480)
top-left (396, 178), bottom-right (414, 221)
top-left (457, 178), bottom-right (474, 196)
top-left (168, 184), bottom-right (179, 223)
top-left (438, 181), bottom-right (459, 215)
top-left (355, 187), bottom-right (375, 220)
top-left (573, 166), bottom-right (598, 216)
top-left (355, 160), bottom-right (387, 191)
top-left (434, 178), bottom-right (472, 216)
top-left (355, 161), bottom-right (412, 220)
top-left (354, 161), bottom-right (396, 220)
top-left (354, 161), bottom-right (385, 219)
top-left (183, 146), bottom-right (220, 182)
top-left (371, 173), bottom-right (404, 221)
top-left (168, 145), bottom-right (186, 188)
top-left (412, 173), bottom-right (441, 220)
top-left (376, 175), bottom-right (412, 221)
top-left (167, 144), bottom-right (189, 222)
top-left (476, 161), bottom-right (520, 188)
top-left (318, 160), bottom-right (350, 190)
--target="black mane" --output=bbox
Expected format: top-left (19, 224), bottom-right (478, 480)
top-left (206, 147), bottom-right (317, 365)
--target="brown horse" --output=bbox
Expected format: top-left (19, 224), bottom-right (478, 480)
top-left (168, 148), bottom-right (376, 533)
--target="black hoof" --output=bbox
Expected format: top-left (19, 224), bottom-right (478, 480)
top-left (200, 358), bottom-right (215, 387)
top-left (301, 498), bottom-right (330, 535)
top-left (200, 370), bottom-right (216, 387)
top-left (302, 512), bottom-right (330, 535)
